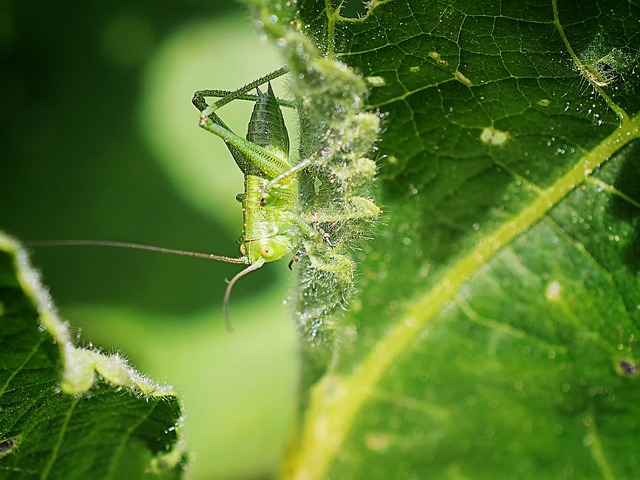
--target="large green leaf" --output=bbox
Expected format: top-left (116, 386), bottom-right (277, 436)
top-left (252, 0), bottom-right (640, 478)
top-left (3, 0), bottom-right (639, 477)
top-left (0, 233), bottom-right (185, 479)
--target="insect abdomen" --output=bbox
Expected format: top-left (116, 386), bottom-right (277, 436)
top-left (246, 83), bottom-right (290, 169)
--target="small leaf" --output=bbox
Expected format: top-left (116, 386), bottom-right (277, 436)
top-left (0, 233), bottom-right (185, 479)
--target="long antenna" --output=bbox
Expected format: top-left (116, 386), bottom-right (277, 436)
top-left (26, 239), bottom-right (268, 331)
top-left (223, 257), bottom-right (266, 332)
top-left (25, 240), bottom-right (246, 264)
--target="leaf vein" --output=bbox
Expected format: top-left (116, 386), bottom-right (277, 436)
top-left (295, 111), bottom-right (640, 479)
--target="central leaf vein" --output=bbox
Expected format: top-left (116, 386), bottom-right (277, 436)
top-left (296, 110), bottom-right (639, 479)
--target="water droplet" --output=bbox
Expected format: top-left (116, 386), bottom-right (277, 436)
top-left (480, 127), bottom-right (509, 145)
top-left (544, 280), bottom-right (562, 302)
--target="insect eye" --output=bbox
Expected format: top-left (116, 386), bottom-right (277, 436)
top-left (260, 244), bottom-right (274, 258)
top-left (240, 244), bottom-right (246, 255)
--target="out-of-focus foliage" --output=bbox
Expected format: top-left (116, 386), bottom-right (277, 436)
top-left (1, 2), bottom-right (299, 479)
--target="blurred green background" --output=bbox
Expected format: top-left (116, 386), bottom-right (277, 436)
top-left (0, 1), bottom-right (300, 478)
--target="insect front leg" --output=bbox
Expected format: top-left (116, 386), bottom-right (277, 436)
top-left (277, 210), bottom-right (331, 245)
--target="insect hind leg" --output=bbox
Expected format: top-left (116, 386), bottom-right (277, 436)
top-left (192, 90), bottom-right (297, 111)
top-left (192, 66), bottom-right (293, 117)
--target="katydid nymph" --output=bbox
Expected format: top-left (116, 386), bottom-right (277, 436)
top-left (28, 63), bottom-right (382, 340)
top-left (29, 67), bottom-right (312, 331)
top-left (191, 66), bottom-right (320, 330)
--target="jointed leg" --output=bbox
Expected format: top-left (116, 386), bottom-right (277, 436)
top-left (192, 66), bottom-right (294, 116)
top-left (267, 156), bottom-right (316, 188)
top-left (193, 90), bottom-right (297, 110)
top-left (193, 67), bottom-right (296, 178)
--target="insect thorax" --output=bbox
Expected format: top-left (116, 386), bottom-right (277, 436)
top-left (241, 174), bottom-right (299, 265)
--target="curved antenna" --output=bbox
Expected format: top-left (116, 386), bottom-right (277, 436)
top-left (24, 240), bottom-right (246, 264)
top-left (223, 257), bottom-right (266, 332)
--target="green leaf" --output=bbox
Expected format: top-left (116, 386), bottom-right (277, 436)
top-left (0, 233), bottom-right (185, 479)
top-left (254, 0), bottom-right (640, 478)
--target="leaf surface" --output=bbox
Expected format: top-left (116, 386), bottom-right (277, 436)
top-left (256, 0), bottom-right (640, 478)
top-left (0, 233), bottom-right (185, 479)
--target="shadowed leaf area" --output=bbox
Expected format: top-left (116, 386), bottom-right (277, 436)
top-left (0, 236), bottom-right (185, 480)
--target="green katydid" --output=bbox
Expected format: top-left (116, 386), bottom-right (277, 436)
top-left (191, 66), bottom-right (324, 330)
top-left (28, 68), bottom-right (312, 331)
top-left (27, 64), bottom-right (382, 339)
top-left (192, 64), bottom-right (382, 338)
